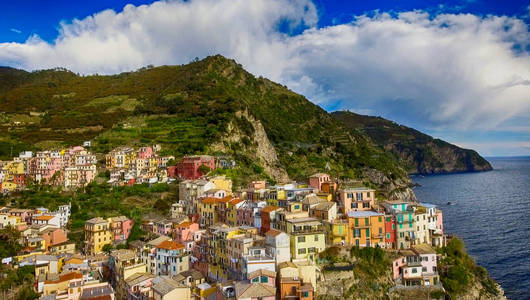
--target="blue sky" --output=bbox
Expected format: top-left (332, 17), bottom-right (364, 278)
top-left (0, 0), bottom-right (529, 156)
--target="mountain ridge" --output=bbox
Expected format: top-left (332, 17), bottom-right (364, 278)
top-left (331, 111), bottom-right (492, 175)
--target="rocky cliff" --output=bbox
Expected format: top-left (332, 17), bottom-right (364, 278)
top-left (332, 111), bottom-right (492, 175)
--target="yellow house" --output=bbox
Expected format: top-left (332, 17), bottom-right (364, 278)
top-left (285, 218), bottom-right (326, 262)
top-left (209, 176), bottom-right (232, 192)
top-left (323, 219), bottom-right (350, 246)
top-left (1, 181), bottom-right (18, 192)
top-left (42, 272), bottom-right (83, 296)
top-left (198, 198), bottom-right (221, 228)
top-left (84, 217), bottom-right (112, 255)
top-left (316, 192), bottom-right (333, 201)
top-left (27, 237), bottom-right (46, 251)
top-left (209, 225), bottom-right (243, 281)
top-left (49, 241), bottom-right (76, 255)
top-left (226, 198), bottom-right (243, 227)
top-left (347, 211), bottom-right (385, 248)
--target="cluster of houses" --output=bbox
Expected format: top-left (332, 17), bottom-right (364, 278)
top-left (0, 146), bottom-right (97, 193)
top-left (105, 145), bottom-right (175, 186)
top-left (0, 161), bottom-right (448, 299)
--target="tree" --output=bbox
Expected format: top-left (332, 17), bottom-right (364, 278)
top-left (197, 164), bottom-right (212, 175)
top-left (102, 243), bottom-right (113, 254)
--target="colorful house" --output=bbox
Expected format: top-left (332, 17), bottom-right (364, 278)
top-left (156, 240), bottom-right (189, 276)
top-left (308, 173), bottom-right (331, 190)
top-left (174, 155), bottom-right (215, 179)
top-left (338, 187), bottom-right (376, 213)
top-left (285, 218), bottom-right (326, 262)
top-left (384, 215), bottom-right (396, 249)
top-left (347, 211), bottom-right (385, 248)
top-left (84, 217), bottom-right (112, 255)
top-left (323, 219), bottom-right (349, 246)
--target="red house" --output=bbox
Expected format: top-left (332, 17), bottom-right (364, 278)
top-left (173, 155), bottom-right (215, 179)
top-left (260, 206), bottom-right (282, 234)
top-left (384, 215), bottom-right (396, 248)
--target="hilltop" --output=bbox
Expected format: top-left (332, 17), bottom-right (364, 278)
top-left (332, 111), bottom-right (492, 175)
top-left (0, 55), bottom-right (411, 199)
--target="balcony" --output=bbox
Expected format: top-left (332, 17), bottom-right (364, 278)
top-left (290, 228), bottom-right (324, 235)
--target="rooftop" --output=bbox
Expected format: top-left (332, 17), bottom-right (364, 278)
top-left (347, 211), bottom-right (384, 218)
top-left (248, 269), bottom-right (276, 278)
top-left (342, 187), bottom-right (375, 192)
top-left (85, 217), bottom-right (108, 225)
top-left (152, 276), bottom-right (186, 296)
top-left (412, 243), bottom-right (436, 255)
top-left (286, 217), bottom-right (321, 224)
top-left (157, 240), bottom-right (185, 250)
top-left (235, 282), bottom-right (276, 298)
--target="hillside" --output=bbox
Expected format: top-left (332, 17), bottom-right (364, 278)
top-left (332, 111), bottom-right (492, 175)
top-left (0, 55), bottom-right (412, 199)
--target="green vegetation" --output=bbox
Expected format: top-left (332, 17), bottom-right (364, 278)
top-left (0, 55), bottom-right (410, 193)
top-left (332, 111), bottom-right (492, 174)
top-left (0, 226), bottom-right (23, 258)
top-left (0, 265), bottom-right (39, 300)
top-left (438, 237), bottom-right (500, 298)
top-left (4, 182), bottom-right (176, 249)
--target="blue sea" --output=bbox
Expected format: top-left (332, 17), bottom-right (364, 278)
top-left (412, 157), bottom-right (530, 299)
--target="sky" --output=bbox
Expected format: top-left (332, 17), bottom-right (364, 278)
top-left (0, 0), bottom-right (529, 157)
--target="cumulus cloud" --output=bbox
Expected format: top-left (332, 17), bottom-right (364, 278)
top-left (0, 0), bottom-right (529, 135)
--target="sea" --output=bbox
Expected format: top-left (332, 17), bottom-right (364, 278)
top-left (412, 156), bottom-right (530, 299)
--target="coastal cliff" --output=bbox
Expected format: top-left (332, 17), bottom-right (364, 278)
top-left (332, 111), bottom-right (492, 175)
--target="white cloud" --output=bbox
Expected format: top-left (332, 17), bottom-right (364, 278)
top-left (9, 28), bottom-right (21, 34)
top-left (0, 0), bottom-right (529, 134)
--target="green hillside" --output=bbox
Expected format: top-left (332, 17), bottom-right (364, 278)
top-left (332, 111), bottom-right (492, 174)
top-left (0, 55), bottom-right (410, 197)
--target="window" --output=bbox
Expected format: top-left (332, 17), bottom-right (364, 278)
top-left (378, 216), bottom-right (382, 222)
top-left (298, 236), bottom-right (305, 243)
top-left (260, 276), bottom-right (268, 283)
top-left (302, 291), bottom-right (309, 298)
top-left (354, 219), bottom-right (359, 227)
top-left (422, 267), bottom-right (427, 272)
top-left (386, 233), bottom-right (390, 239)
top-left (354, 229), bottom-right (360, 237)
top-left (308, 247), bottom-right (315, 253)
top-left (365, 218), bottom-right (369, 226)
top-left (252, 277), bottom-right (259, 283)
top-left (366, 229), bottom-right (370, 237)
top-left (314, 235), bottom-right (319, 241)
top-left (412, 268), bottom-right (418, 273)
top-left (294, 205), bottom-right (300, 210)
top-left (298, 248), bottom-right (306, 254)
top-left (351, 203), bottom-right (358, 209)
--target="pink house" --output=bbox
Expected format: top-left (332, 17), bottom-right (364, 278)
top-left (309, 173), bottom-right (331, 190)
top-left (109, 216), bottom-right (134, 243)
top-left (435, 210), bottom-right (444, 234)
top-left (338, 187), bottom-right (375, 213)
top-left (156, 219), bottom-right (173, 236)
top-left (392, 255), bottom-right (407, 280)
top-left (9, 208), bottom-right (34, 224)
top-left (137, 146), bottom-right (154, 159)
top-left (173, 221), bottom-right (200, 244)
top-left (40, 227), bottom-right (68, 250)
top-left (247, 181), bottom-right (266, 190)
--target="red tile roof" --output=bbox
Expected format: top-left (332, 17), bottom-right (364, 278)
top-left (261, 206), bottom-right (281, 213)
top-left (157, 240), bottom-right (185, 250)
top-left (44, 272), bottom-right (83, 284)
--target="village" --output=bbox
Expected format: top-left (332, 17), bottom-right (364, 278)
top-left (0, 146), bottom-right (448, 300)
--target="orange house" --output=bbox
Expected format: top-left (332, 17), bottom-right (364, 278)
top-left (347, 211), bottom-right (385, 248)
